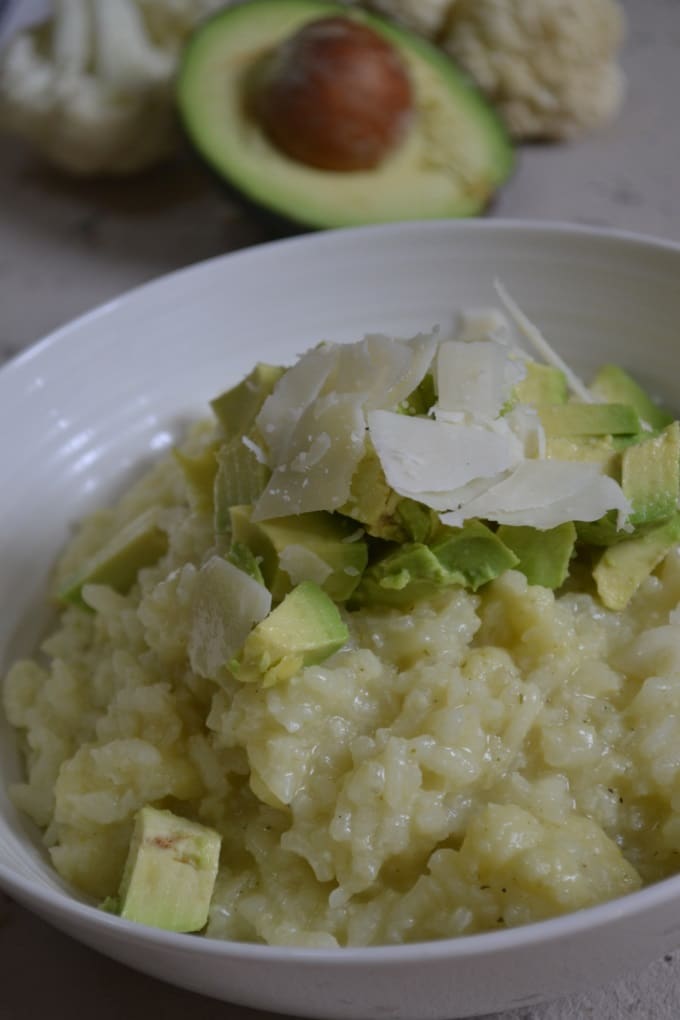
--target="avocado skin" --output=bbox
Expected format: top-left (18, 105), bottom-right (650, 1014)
top-left (176, 0), bottom-right (514, 231)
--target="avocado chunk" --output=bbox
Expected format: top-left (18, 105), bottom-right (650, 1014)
top-left (214, 437), bottom-right (271, 536)
top-left (236, 581), bottom-right (348, 685)
top-left (545, 436), bottom-right (620, 476)
top-left (230, 505), bottom-right (367, 602)
top-left (211, 363), bottom-right (285, 439)
top-left (114, 806), bottom-right (221, 933)
top-left (536, 403), bottom-right (640, 438)
top-left (177, 0), bottom-right (514, 229)
top-left (593, 513), bottom-right (680, 610)
top-left (352, 520), bottom-right (518, 608)
top-left (173, 442), bottom-right (219, 513)
top-left (591, 364), bottom-right (673, 432)
top-left (621, 422), bottom-right (680, 527)
top-left (514, 363), bottom-right (568, 407)
top-left (58, 508), bottom-right (168, 607)
top-left (497, 523), bottom-right (576, 589)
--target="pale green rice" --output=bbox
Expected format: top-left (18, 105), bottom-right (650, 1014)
top-left (6, 420), bottom-right (680, 946)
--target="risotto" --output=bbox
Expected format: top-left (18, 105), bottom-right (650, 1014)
top-left (4, 305), bottom-right (680, 946)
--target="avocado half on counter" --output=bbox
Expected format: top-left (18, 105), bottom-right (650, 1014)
top-left (176, 0), bottom-right (514, 230)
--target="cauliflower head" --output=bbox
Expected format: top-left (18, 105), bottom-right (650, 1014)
top-left (0, 0), bottom-right (225, 176)
top-left (440, 0), bottom-right (626, 141)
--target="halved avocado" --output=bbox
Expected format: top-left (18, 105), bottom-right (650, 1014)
top-left (176, 0), bottom-right (514, 230)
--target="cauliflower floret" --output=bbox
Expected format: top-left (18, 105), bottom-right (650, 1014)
top-left (440, 0), bottom-right (626, 141)
top-left (0, 0), bottom-right (224, 175)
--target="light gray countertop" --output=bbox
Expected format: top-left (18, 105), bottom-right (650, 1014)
top-left (2, 1), bottom-right (680, 1018)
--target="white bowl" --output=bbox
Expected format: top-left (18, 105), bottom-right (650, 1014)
top-left (2, 220), bottom-right (680, 1020)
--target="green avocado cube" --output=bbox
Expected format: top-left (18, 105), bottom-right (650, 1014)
top-left (497, 523), bottom-right (576, 589)
top-left (621, 422), bottom-right (680, 527)
top-left (536, 403), bottom-right (640, 438)
top-left (58, 508), bottom-right (168, 607)
top-left (352, 521), bottom-right (518, 608)
top-left (210, 363), bottom-right (285, 439)
top-left (229, 505), bottom-right (367, 603)
top-left (514, 363), bottom-right (568, 406)
top-left (236, 581), bottom-right (348, 686)
top-left (593, 513), bottom-right (680, 610)
top-left (173, 443), bottom-right (219, 513)
top-left (115, 806), bottom-right (221, 933)
top-left (590, 364), bottom-right (673, 432)
top-left (213, 436), bottom-right (271, 535)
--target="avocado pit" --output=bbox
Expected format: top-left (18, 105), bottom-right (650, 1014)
top-left (255, 16), bottom-right (414, 172)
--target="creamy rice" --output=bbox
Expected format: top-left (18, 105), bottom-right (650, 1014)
top-left (6, 419), bottom-right (680, 947)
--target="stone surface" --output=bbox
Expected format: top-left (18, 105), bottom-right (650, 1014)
top-left (1, 1), bottom-right (680, 1018)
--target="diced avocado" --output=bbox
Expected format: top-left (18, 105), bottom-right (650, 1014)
top-left (214, 436), bottom-right (271, 535)
top-left (591, 364), bottom-right (673, 432)
top-left (593, 513), bottom-right (680, 610)
top-left (58, 508), bottom-right (168, 607)
top-left (576, 511), bottom-right (626, 548)
top-left (227, 542), bottom-right (265, 585)
top-left (236, 581), bottom-right (348, 685)
top-left (352, 520), bottom-right (518, 608)
top-left (545, 436), bottom-right (620, 477)
top-left (351, 543), bottom-right (450, 608)
top-left (514, 363), bottom-right (568, 406)
top-left (230, 505), bottom-right (367, 602)
top-left (431, 521), bottom-right (519, 591)
top-left (210, 363), bottom-right (285, 438)
top-left (621, 422), bottom-right (680, 527)
top-left (188, 555), bottom-right (271, 679)
top-left (395, 498), bottom-right (439, 543)
top-left (176, 0), bottom-right (514, 230)
top-left (173, 443), bottom-right (219, 513)
top-left (399, 373), bottom-right (436, 416)
top-left (340, 444), bottom-right (405, 542)
top-left (536, 403), bottom-right (640, 438)
top-left (497, 523), bottom-right (576, 589)
top-left (115, 806), bottom-right (221, 933)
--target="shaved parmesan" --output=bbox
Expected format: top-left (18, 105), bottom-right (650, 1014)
top-left (253, 395), bottom-right (366, 520)
top-left (256, 343), bottom-right (337, 463)
top-left (368, 410), bottom-right (522, 507)
top-left (440, 460), bottom-right (631, 530)
top-left (327, 331), bottom-right (437, 410)
top-left (494, 281), bottom-right (594, 404)
top-left (435, 339), bottom-right (526, 420)
top-left (189, 556), bottom-right (271, 679)
top-left (456, 308), bottom-right (512, 345)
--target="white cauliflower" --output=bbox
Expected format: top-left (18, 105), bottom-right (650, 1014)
top-left (440, 0), bottom-right (626, 140)
top-left (0, 0), bottom-right (224, 176)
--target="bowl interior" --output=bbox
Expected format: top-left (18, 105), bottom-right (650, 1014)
top-left (2, 218), bottom-right (680, 944)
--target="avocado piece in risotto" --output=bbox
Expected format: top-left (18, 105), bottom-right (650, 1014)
top-left (58, 508), bottom-right (168, 608)
top-left (114, 806), bottom-right (221, 933)
top-left (236, 581), bottom-right (349, 685)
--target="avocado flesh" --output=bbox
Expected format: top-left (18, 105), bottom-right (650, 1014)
top-left (58, 508), bottom-right (168, 607)
top-left (514, 363), bottom-right (568, 406)
top-left (591, 364), bottom-right (673, 432)
top-left (237, 581), bottom-right (349, 685)
top-left (230, 505), bottom-right (368, 602)
top-left (536, 403), bottom-right (640, 438)
top-left (211, 363), bottom-right (285, 439)
top-left (621, 422), bottom-right (680, 527)
top-left (173, 443), bottom-right (219, 514)
top-left (115, 806), bottom-right (221, 933)
top-left (177, 0), bottom-right (514, 229)
top-left (497, 523), bottom-right (576, 589)
top-left (593, 513), bottom-right (680, 611)
top-left (214, 437), bottom-right (270, 535)
top-left (352, 520), bottom-right (518, 608)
